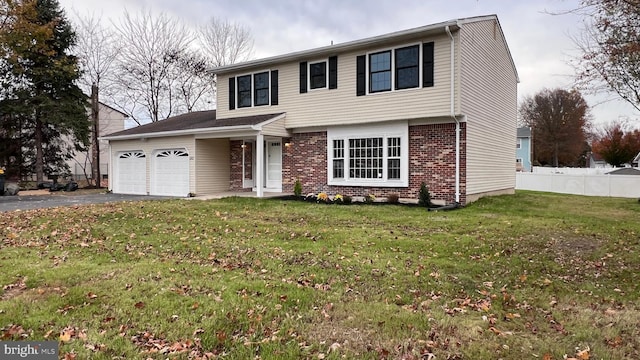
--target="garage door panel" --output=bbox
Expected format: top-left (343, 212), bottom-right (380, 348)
top-left (152, 149), bottom-right (190, 196)
top-left (115, 151), bottom-right (146, 195)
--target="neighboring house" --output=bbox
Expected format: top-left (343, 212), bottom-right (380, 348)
top-left (102, 14), bottom-right (518, 205)
top-left (516, 127), bottom-right (532, 172)
top-left (632, 152), bottom-right (640, 168)
top-left (66, 102), bottom-right (128, 183)
top-left (588, 152), bottom-right (612, 169)
top-left (607, 168), bottom-right (640, 175)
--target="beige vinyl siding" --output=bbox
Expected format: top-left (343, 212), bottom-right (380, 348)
top-left (108, 135), bottom-right (196, 194)
top-left (262, 117), bottom-right (289, 137)
top-left (460, 19), bottom-right (518, 196)
top-left (217, 34), bottom-right (454, 128)
top-left (195, 139), bottom-right (230, 195)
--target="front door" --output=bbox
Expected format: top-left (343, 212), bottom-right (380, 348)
top-left (266, 140), bottom-right (282, 190)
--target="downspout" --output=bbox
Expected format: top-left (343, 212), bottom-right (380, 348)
top-left (445, 25), bottom-right (461, 204)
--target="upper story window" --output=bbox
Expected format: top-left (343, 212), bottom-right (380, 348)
top-left (254, 72), bottom-right (269, 106)
top-left (299, 56), bottom-right (338, 93)
top-left (395, 45), bottom-right (419, 89)
top-left (369, 51), bottom-right (391, 93)
top-left (357, 42), bottom-right (434, 96)
top-left (309, 61), bottom-right (327, 89)
top-left (228, 70), bottom-right (279, 110)
top-left (516, 138), bottom-right (522, 149)
top-left (237, 75), bottom-right (252, 108)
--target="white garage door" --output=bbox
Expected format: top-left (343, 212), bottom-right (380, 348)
top-left (151, 149), bottom-right (190, 196)
top-left (114, 151), bottom-right (146, 195)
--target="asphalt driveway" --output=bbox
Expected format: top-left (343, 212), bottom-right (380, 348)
top-left (0, 192), bottom-right (171, 212)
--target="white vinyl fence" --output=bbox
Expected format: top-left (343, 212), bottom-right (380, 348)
top-left (516, 172), bottom-right (640, 198)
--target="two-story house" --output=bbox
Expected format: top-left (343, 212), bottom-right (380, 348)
top-left (102, 14), bottom-right (518, 205)
top-left (516, 127), bottom-right (532, 172)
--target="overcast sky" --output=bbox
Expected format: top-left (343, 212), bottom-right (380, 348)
top-left (57, 0), bottom-right (639, 127)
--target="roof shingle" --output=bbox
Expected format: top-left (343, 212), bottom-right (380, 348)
top-left (104, 110), bottom-right (285, 138)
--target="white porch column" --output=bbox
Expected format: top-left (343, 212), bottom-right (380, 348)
top-left (256, 133), bottom-right (264, 197)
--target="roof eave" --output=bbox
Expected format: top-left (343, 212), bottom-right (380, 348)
top-left (210, 20), bottom-right (461, 75)
top-left (101, 124), bottom-right (257, 141)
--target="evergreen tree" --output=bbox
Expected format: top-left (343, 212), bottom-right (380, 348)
top-left (0, 0), bottom-right (89, 182)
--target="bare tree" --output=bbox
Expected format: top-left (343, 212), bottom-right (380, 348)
top-left (73, 13), bottom-right (121, 187)
top-left (169, 50), bottom-right (216, 112)
top-left (199, 17), bottom-right (254, 67)
top-left (569, 0), bottom-right (640, 113)
top-left (113, 9), bottom-right (194, 123)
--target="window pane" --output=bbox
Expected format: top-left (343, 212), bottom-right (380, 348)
top-left (333, 159), bottom-right (344, 178)
top-left (396, 45), bottom-right (419, 67)
top-left (254, 72), bottom-right (268, 89)
top-left (370, 52), bottom-right (390, 72)
top-left (238, 75), bottom-right (251, 91)
top-left (237, 75), bottom-right (252, 108)
top-left (388, 159), bottom-right (401, 179)
top-left (255, 89), bottom-right (269, 106)
top-left (348, 137), bottom-right (383, 179)
top-left (397, 68), bottom-right (419, 89)
top-left (370, 72), bottom-right (391, 92)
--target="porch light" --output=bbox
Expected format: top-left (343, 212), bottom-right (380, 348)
top-left (241, 144), bottom-right (247, 149)
top-left (284, 142), bottom-right (291, 148)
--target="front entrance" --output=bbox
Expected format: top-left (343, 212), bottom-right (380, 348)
top-left (265, 140), bottom-right (282, 190)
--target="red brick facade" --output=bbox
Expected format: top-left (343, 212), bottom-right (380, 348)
top-left (281, 123), bottom-right (467, 204)
top-left (229, 123), bottom-right (467, 204)
top-left (229, 140), bottom-right (252, 192)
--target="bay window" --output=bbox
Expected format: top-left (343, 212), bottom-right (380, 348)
top-left (328, 123), bottom-right (408, 187)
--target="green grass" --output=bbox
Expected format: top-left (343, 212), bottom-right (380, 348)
top-left (1, 191), bottom-right (639, 359)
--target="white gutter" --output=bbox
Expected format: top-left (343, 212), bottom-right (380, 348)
top-left (445, 25), bottom-right (461, 204)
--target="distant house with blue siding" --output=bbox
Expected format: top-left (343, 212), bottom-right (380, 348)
top-left (516, 127), bottom-right (532, 172)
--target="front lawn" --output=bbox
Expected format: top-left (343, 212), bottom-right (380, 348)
top-left (1, 191), bottom-right (639, 359)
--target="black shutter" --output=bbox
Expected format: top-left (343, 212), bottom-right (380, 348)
top-left (270, 70), bottom-right (279, 105)
top-left (423, 42), bottom-right (434, 88)
top-left (299, 62), bottom-right (307, 93)
top-left (328, 56), bottom-right (338, 89)
top-left (356, 55), bottom-right (366, 96)
top-left (229, 77), bottom-right (236, 110)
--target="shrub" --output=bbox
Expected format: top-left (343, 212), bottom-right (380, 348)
top-left (418, 182), bottom-right (431, 207)
top-left (293, 179), bottom-right (302, 197)
top-left (387, 193), bottom-right (400, 204)
top-left (364, 193), bottom-right (376, 204)
top-left (334, 194), bottom-right (344, 204)
top-left (343, 195), bottom-right (352, 204)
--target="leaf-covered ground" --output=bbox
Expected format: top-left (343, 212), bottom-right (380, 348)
top-left (1, 191), bottom-right (639, 359)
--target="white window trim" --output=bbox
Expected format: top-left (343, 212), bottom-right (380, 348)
top-left (236, 70), bottom-right (271, 108)
top-left (327, 122), bottom-right (409, 187)
top-left (516, 158), bottom-right (523, 163)
top-left (516, 138), bottom-right (522, 149)
top-left (366, 42), bottom-right (422, 95)
top-left (308, 59), bottom-right (329, 91)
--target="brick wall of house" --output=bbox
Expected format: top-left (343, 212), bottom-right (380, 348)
top-left (282, 123), bottom-right (467, 204)
top-left (229, 140), bottom-right (252, 192)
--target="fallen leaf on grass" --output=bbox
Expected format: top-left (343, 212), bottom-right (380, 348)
top-left (134, 301), bottom-right (145, 309)
top-left (576, 346), bottom-right (590, 360)
top-left (60, 330), bottom-right (72, 342)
